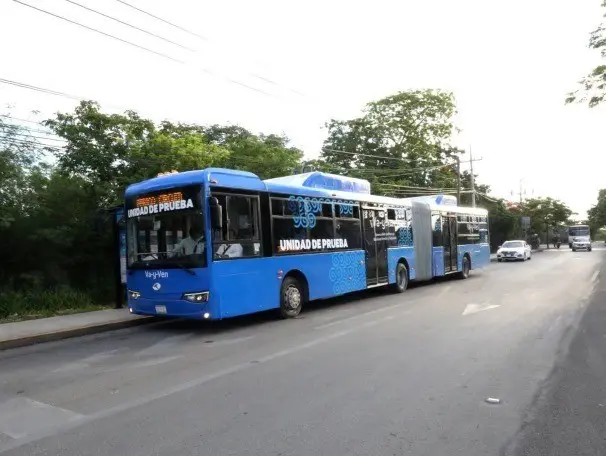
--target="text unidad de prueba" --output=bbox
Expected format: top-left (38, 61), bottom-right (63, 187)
top-left (279, 238), bottom-right (349, 252)
top-left (128, 199), bottom-right (194, 218)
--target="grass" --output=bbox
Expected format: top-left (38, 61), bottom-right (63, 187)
top-left (0, 288), bottom-right (111, 323)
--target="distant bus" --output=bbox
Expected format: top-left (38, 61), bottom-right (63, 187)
top-left (568, 224), bottom-right (591, 249)
top-left (124, 169), bottom-right (490, 320)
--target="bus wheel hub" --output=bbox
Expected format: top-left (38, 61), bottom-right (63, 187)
top-left (285, 286), bottom-right (301, 309)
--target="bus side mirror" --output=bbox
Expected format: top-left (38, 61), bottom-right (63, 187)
top-left (209, 197), bottom-right (223, 230)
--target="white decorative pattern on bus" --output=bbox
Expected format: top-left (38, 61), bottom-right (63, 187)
top-left (328, 251), bottom-right (366, 295)
top-left (287, 196), bottom-right (355, 229)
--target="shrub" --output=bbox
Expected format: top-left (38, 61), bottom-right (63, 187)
top-left (0, 287), bottom-right (99, 320)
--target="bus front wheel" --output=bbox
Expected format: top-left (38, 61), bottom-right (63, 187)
top-left (392, 262), bottom-right (409, 293)
top-left (279, 276), bottom-right (304, 318)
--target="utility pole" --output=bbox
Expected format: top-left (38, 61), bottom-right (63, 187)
top-left (454, 155), bottom-right (461, 205)
top-left (469, 146), bottom-right (476, 208)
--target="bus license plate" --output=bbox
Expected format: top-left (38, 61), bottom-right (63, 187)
top-left (155, 305), bottom-right (167, 315)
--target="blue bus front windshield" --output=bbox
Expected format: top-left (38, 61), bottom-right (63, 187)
top-left (126, 186), bottom-right (207, 270)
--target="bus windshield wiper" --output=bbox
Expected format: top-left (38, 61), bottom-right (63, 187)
top-left (174, 261), bottom-right (196, 276)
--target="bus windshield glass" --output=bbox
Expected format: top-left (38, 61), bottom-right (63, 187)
top-left (569, 226), bottom-right (590, 237)
top-left (126, 185), bottom-right (206, 269)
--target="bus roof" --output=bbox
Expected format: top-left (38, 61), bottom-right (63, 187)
top-left (125, 168), bottom-right (488, 215)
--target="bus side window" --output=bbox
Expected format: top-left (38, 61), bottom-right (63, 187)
top-left (213, 194), bottom-right (261, 259)
top-left (432, 213), bottom-right (442, 246)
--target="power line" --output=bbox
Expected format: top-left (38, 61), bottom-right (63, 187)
top-left (13, 0), bottom-right (184, 64)
top-left (13, 1), bottom-right (274, 98)
top-left (5, 126), bottom-right (60, 137)
top-left (0, 115), bottom-right (46, 125)
top-left (114, 0), bottom-right (209, 41)
top-left (322, 148), bottom-right (427, 162)
top-left (0, 122), bottom-right (64, 138)
top-left (11, 132), bottom-right (66, 142)
top-left (322, 147), bottom-right (466, 165)
top-left (112, 0), bottom-right (305, 96)
top-left (63, 0), bottom-right (194, 51)
top-left (0, 77), bottom-right (83, 101)
top-left (376, 183), bottom-right (459, 191)
top-left (0, 137), bottom-right (61, 150)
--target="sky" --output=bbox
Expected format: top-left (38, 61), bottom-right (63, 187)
top-left (1, 0), bottom-right (605, 218)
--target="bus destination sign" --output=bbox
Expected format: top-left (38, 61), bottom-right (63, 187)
top-left (127, 191), bottom-right (194, 218)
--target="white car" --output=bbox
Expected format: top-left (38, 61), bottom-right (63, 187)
top-left (571, 238), bottom-right (592, 251)
top-left (497, 240), bottom-right (532, 262)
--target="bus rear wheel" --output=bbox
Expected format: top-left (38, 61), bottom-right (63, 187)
top-left (458, 255), bottom-right (470, 279)
top-left (392, 262), bottom-right (409, 293)
top-left (279, 276), bottom-right (304, 318)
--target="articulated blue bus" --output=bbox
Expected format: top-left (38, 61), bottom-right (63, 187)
top-left (125, 168), bottom-right (490, 320)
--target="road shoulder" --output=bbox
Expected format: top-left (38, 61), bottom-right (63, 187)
top-left (0, 309), bottom-right (154, 351)
top-left (501, 258), bottom-right (606, 455)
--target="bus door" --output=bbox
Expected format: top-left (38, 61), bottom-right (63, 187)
top-left (362, 208), bottom-right (389, 286)
top-left (442, 215), bottom-right (458, 273)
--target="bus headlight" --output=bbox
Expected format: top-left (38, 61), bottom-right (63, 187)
top-left (182, 291), bottom-right (209, 303)
top-left (128, 290), bottom-right (141, 300)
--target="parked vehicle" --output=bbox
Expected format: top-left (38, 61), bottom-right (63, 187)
top-left (124, 168), bottom-right (491, 321)
top-left (496, 240), bottom-right (532, 262)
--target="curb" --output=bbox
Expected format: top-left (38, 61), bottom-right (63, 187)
top-left (0, 315), bottom-right (156, 351)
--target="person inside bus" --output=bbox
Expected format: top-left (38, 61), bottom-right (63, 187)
top-left (171, 221), bottom-right (204, 257)
top-left (215, 227), bottom-right (243, 258)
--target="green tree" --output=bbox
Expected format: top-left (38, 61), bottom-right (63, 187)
top-left (477, 196), bottom-right (520, 250)
top-left (522, 197), bottom-right (573, 236)
top-left (44, 101), bottom-right (156, 207)
top-left (321, 90), bottom-right (460, 192)
top-left (0, 117), bottom-right (46, 228)
top-left (566, 0), bottom-right (606, 106)
top-left (587, 188), bottom-right (606, 232)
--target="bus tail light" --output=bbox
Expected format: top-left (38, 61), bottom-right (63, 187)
top-left (182, 291), bottom-right (209, 303)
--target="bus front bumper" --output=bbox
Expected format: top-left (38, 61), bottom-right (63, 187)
top-left (129, 297), bottom-right (213, 319)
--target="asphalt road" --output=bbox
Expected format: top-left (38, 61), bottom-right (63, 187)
top-left (0, 247), bottom-right (604, 455)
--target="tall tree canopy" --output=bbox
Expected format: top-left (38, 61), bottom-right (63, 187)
top-left (43, 101), bottom-right (304, 207)
top-left (521, 197), bottom-right (573, 233)
top-left (566, 0), bottom-right (606, 106)
top-left (587, 188), bottom-right (606, 231)
top-left (320, 90), bottom-right (461, 193)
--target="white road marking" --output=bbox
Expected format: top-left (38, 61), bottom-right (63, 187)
top-left (462, 303), bottom-right (501, 316)
top-left (0, 397), bottom-right (84, 439)
top-left (591, 270), bottom-right (600, 284)
top-left (129, 355), bottom-right (183, 369)
top-left (207, 335), bottom-right (255, 346)
top-left (313, 303), bottom-right (404, 330)
top-left (136, 333), bottom-right (194, 357)
top-left (50, 349), bottom-right (122, 375)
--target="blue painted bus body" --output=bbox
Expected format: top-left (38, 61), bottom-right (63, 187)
top-left (125, 168), bottom-right (490, 320)
top-left (128, 251), bottom-right (367, 319)
top-left (430, 244), bottom-right (490, 278)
